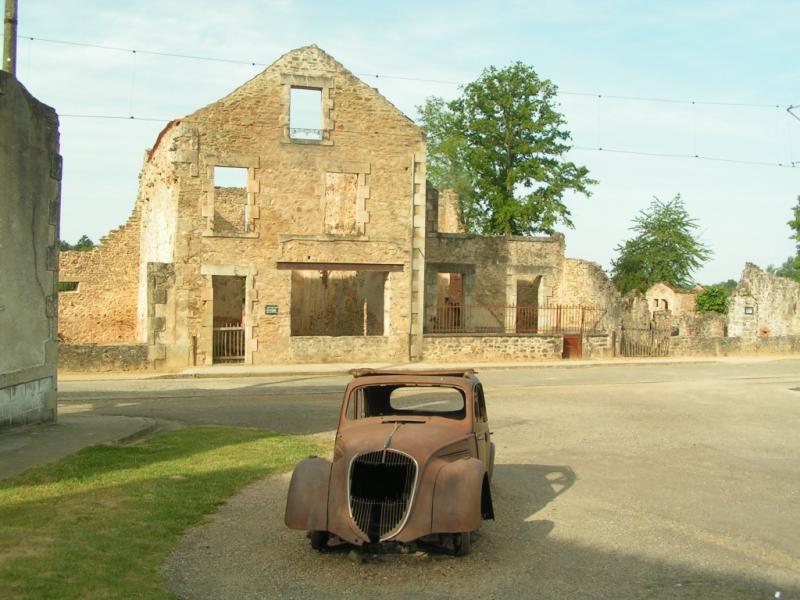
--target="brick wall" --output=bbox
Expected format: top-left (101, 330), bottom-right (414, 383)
top-left (59, 208), bottom-right (141, 344)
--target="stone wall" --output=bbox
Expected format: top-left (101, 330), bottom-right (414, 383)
top-left (676, 312), bottom-right (726, 337)
top-left (0, 72), bottom-right (61, 428)
top-left (59, 208), bottom-right (141, 344)
top-left (645, 282), bottom-right (699, 315)
top-left (424, 233), bottom-right (566, 331)
top-left (559, 258), bottom-right (623, 330)
top-left (670, 335), bottom-right (800, 357)
top-left (423, 334), bottom-right (562, 361)
top-left (583, 334), bottom-right (614, 358)
top-left (728, 263), bottom-right (800, 338)
top-left (58, 344), bottom-right (150, 372)
top-left (135, 45), bottom-right (426, 368)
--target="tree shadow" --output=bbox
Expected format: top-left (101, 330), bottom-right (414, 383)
top-left (0, 427), bottom-right (298, 490)
top-left (58, 382), bottom-right (345, 434)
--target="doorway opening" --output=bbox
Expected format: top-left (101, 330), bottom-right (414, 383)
top-left (515, 276), bottom-right (541, 333)
top-left (212, 275), bottom-right (246, 363)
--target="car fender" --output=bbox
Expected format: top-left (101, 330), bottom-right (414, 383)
top-left (430, 458), bottom-right (485, 533)
top-left (284, 456), bottom-right (331, 531)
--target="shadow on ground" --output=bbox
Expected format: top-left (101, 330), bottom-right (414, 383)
top-left (58, 382), bottom-right (344, 434)
top-left (164, 461), bottom-right (796, 599)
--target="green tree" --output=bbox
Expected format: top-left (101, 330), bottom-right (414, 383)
top-left (695, 285), bottom-right (731, 314)
top-left (611, 195), bottom-right (712, 294)
top-left (59, 235), bottom-right (95, 252)
top-left (767, 256), bottom-right (800, 281)
top-left (418, 62), bottom-right (595, 235)
top-left (789, 196), bottom-right (800, 251)
top-left (767, 197), bottom-right (800, 282)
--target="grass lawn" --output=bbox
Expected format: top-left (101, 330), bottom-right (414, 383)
top-left (0, 427), bottom-right (324, 599)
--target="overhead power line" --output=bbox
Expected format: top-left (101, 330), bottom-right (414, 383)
top-left (571, 146), bottom-right (796, 169)
top-left (23, 34), bottom-right (789, 110)
top-left (55, 112), bottom-right (796, 169)
top-left (60, 113), bottom-right (169, 122)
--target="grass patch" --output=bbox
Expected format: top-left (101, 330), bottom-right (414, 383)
top-left (0, 427), bottom-right (324, 599)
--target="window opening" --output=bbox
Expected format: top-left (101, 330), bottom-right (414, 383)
top-left (213, 166), bottom-right (248, 234)
top-left (58, 281), bottom-right (79, 292)
top-left (289, 87), bottom-right (323, 141)
top-left (291, 270), bottom-right (387, 336)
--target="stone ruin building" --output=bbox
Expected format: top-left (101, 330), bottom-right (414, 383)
top-left (58, 45), bottom-right (637, 370)
top-left (645, 282), bottom-right (702, 316)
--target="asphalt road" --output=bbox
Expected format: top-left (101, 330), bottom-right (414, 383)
top-left (60, 359), bottom-right (800, 599)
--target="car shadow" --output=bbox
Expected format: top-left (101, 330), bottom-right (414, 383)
top-left (319, 462), bottom-right (575, 557)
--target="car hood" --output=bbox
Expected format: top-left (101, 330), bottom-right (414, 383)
top-left (336, 419), bottom-right (471, 464)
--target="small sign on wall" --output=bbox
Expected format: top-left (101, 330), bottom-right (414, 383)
top-left (744, 306), bottom-right (754, 315)
top-left (265, 304), bottom-right (279, 316)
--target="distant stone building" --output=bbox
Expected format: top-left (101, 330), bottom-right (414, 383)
top-left (645, 282), bottom-right (702, 316)
top-left (59, 45), bottom-right (623, 369)
top-left (0, 72), bottom-right (61, 427)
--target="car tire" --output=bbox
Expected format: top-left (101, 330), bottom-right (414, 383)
top-left (309, 530), bottom-right (329, 551)
top-left (453, 532), bottom-right (471, 556)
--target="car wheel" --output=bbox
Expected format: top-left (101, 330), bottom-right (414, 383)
top-left (453, 532), bottom-right (471, 556)
top-left (309, 530), bottom-right (329, 551)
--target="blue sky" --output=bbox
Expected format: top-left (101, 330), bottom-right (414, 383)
top-left (8, 0), bottom-right (800, 283)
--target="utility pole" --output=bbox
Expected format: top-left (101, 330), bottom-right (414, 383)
top-left (3, 0), bottom-right (17, 76)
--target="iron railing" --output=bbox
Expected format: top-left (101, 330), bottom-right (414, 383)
top-left (619, 325), bottom-right (672, 357)
top-left (213, 320), bottom-right (245, 363)
top-left (425, 304), bottom-right (607, 335)
top-left (289, 127), bottom-right (323, 141)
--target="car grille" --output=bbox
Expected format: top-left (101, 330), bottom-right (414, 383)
top-left (349, 450), bottom-right (417, 542)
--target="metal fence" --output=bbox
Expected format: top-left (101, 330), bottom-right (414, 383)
top-left (213, 320), bottom-right (245, 363)
top-left (619, 326), bottom-right (672, 357)
top-left (425, 304), bottom-right (608, 335)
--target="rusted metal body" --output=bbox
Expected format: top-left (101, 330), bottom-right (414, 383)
top-left (285, 369), bottom-right (495, 554)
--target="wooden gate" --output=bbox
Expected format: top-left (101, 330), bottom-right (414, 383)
top-left (619, 326), bottom-right (672, 357)
top-left (213, 321), bottom-right (245, 363)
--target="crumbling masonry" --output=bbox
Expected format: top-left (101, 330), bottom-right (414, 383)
top-left (58, 45), bottom-right (625, 369)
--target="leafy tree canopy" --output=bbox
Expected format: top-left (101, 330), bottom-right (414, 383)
top-left (611, 195), bottom-right (712, 295)
top-left (789, 196), bottom-right (800, 252)
top-left (59, 235), bottom-right (95, 252)
top-left (418, 62), bottom-right (595, 235)
top-left (767, 197), bottom-right (800, 282)
top-left (695, 285), bottom-right (731, 314)
top-left (767, 256), bottom-right (800, 282)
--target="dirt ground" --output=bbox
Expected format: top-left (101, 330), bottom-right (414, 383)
top-left (61, 359), bottom-right (800, 599)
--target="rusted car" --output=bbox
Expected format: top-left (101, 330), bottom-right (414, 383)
top-left (285, 369), bottom-right (494, 555)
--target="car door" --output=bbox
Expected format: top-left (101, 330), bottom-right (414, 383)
top-left (473, 385), bottom-right (492, 473)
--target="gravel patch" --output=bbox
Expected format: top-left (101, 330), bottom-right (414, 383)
top-left (162, 464), bottom-right (782, 600)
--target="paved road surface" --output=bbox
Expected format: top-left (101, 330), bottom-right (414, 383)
top-left (60, 359), bottom-right (800, 598)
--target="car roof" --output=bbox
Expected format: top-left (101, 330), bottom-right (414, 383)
top-left (348, 368), bottom-right (479, 384)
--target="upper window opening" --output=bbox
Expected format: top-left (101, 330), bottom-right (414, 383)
top-left (213, 166), bottom-right (248, 234)
top-left (289, 87), bottom-right (323, 141)
top-left (214, 166), bottom-right (247, 189)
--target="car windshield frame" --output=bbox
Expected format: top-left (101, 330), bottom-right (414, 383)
top-left (345, 383), bottom-right (468, 421)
